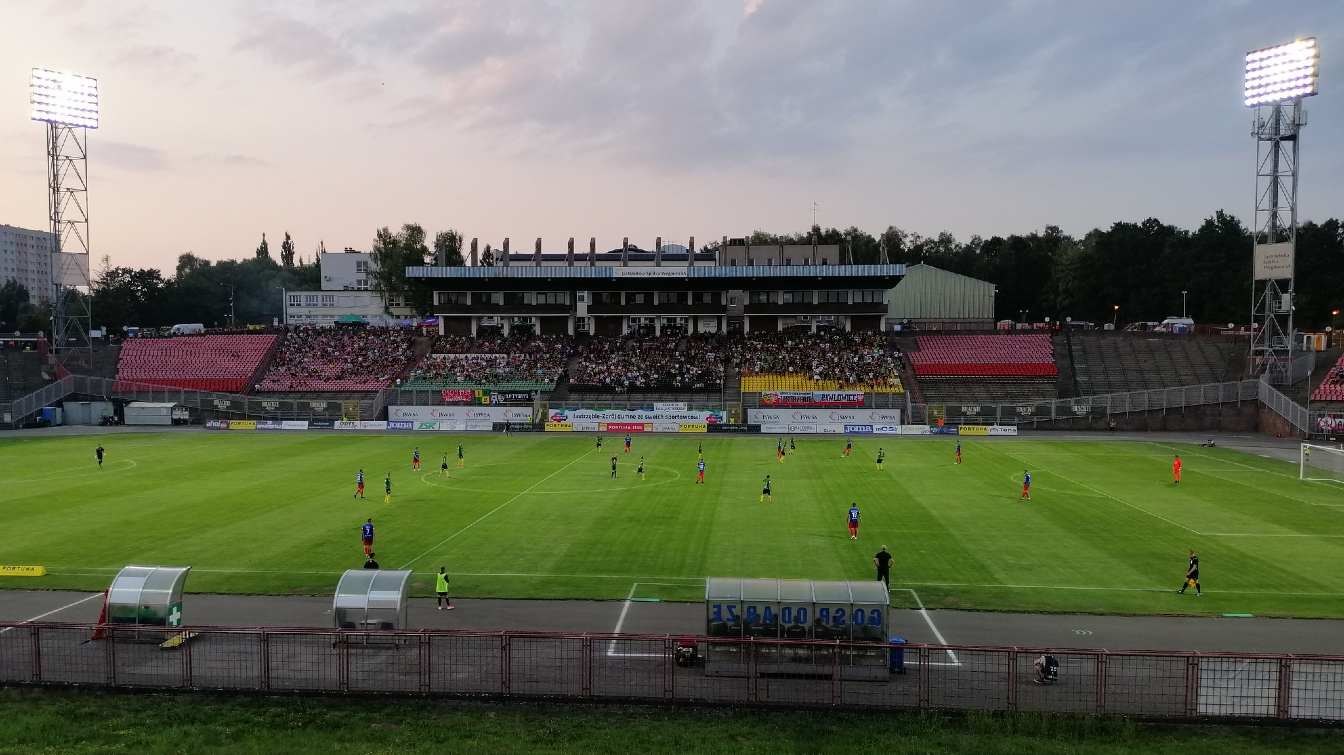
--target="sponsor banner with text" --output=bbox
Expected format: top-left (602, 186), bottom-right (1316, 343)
top-left (308, 419), bottom-right (335, 429)
top-left (256, 420), bottom-right (283, 431)
top-left (707, 424), bottom-right (759, 433)
top-left (958, 425), bottom-right (990, 436)
top-left (387, 421), bottom-right (414, 431)
top-left (390, 406), bottom-right (532, 423)
top-left (760, 391), bottom-right (865, 408)
top-left (487, 391), bottom-right (533, 405)
top-left (873, 424), bottom-right (901, 434)
top-left (545, 422), bottom-right (574, 432)
top-left (335, 420), bottom-right (360, 430)
top-left (549, 408), bottom-right (725, 425)
top-left (749, 408), bottom-right (900, 426)
top-left (988, 425), bottom-right (1019, 436)
top-left (441, 389), bottom-right (475, 404)
top-left (465, 421), bottom-right (495, 432)
top-left (654, 402), bottom-right (688, 412)
top-left (678, 423), bottom-right (708, 433)
top-left (281, 421), bottom-right (310, 430)
top-left (653, 421), bottom-right (682, 433)
top-left (600, 422), bottom-right (651, 432)
top-left (357, 421), bottom-right (387, 431)
top-left (931, 426), bottom-right (959, 435)
top-left (899, 425), bottom-right (931, 435)
top-left (205, 419), bottom-right (228, 430)
top-left (844, 424), bottom-right (874, 434)
top-left (228, 420), bottom-right (257, 430)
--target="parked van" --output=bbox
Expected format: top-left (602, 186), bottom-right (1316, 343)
top-left (169, 323), bottom-right (206, 335)
top-left (1155, 317), bottom-right (1195, 334)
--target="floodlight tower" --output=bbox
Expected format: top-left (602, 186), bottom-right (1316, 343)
top-left (1245, 39), bottom-right (1318, 384)
top-left (30, 68), bottom-right (99, 369)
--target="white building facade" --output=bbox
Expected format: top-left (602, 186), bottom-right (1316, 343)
top-left (0, 225), bottom-right (55, 303)
top-left (283, 249), bottom-right (416, 326)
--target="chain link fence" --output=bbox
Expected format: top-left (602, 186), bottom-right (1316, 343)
top-left (2, 623), bottom-right (1341, 721)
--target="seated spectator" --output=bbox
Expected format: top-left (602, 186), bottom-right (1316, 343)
top-left (256, 326), bottom-right (415, 392)
top-left (569, 334), bottom-right (726, 392)
top-left (729, 331), bottom-right (904, 389)
top-left (406, 334), bottom-right (572, 387)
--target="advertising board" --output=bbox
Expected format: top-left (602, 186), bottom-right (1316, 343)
top-left (760, 391), bottom-right (864, 408)
top-left (708, 424), bottom-right (759, 433)
top-left (654, 402), bottom-right (688, 411)
top-left (357, 421), bottom-right (387, 431)
top-left (548, 407), bottom-right (726, 424)
top-left (601, 422), bottom-right (651, 432)
top-left (958, 425), bottom-right (990, 436)
top-left (308, 419), bottom-right (335, 429)
top-left (749, 408), bottom-right (901, 426)
top-left (390, 406), bottom-right (533, 423)
top-left (281, 421), bottom-right (310, 430)
top-left (545, 422), bottom-right (574, 432)
top-left (205, 419), bottom-right (228, 430)
top-left (440, 389), bottom-right (474, 404)
top-left (256, 420), bottom-right (283, 430)
top-left (465, 421), bottom-right (494, 432)
top-left (228, 420), bottom-right (257, 430)
top-left (335, 420), bottom-right (359, 430)
top-left (899, 425), bottom-right (931, 435)
top-left (988, 425), bottom-right (1019, 436)
top-left (873, 424), bottom-right (901, 434)
top-left (387, 421), bottom-right (414, 431)
top-left (678, 423), bottom-right (708, 433)
top-left (488, 391), bottom-right (533, 405)
top-left (843, 424), bottom-right (874, 434)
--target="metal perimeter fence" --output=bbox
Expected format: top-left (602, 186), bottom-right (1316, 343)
top-left (3, 623), bottom-right (1342, 722)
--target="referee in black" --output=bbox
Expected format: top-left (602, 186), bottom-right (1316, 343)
top-left (874, 546), bottom-right (892, 588)
top-left (1177, 549), bottom-right (1201, 596)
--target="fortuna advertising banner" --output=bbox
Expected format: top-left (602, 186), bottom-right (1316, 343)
top-left (760, 391), bottom-right (865, 408)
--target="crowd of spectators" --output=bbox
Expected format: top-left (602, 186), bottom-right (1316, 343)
top-left (730, 331), bottom-right (904, 388)
top-left (407, 334), bottom-right (572, 387)
top-left (569, 334), bottom-right (726, 392)
top-left (256, 326), bottom-right (415, 392)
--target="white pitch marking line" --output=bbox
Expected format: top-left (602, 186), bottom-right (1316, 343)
top-left (0, 593), bottom-right (103, 635)
top-left (607, 582), bottom-right (642, 658)
top-left (900, 588), bottom-right (959, 667)
top-left (399, 447), bottom-right (596, 569)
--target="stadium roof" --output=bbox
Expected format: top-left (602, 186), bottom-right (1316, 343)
top-left (407, 264), bottom-right (905, 281)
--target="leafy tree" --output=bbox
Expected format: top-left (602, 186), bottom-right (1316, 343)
top-left (480, 244), bottom-right (495, 267)
top-left (369, 224), bottom-right (434, 315)
top-left (280, 232), bottom-right (296, 268)
top-left (434, 229), bottom-right (465, 266)
top-left (0, 280), bottom-right (31, 331)
top-left (255, 233), bottom-right (270, 260)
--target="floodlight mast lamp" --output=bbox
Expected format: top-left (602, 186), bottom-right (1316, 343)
top-left (1245, 39), bottom-right (1318, 386)
top-left (30, 68), bottom-right (98, 369)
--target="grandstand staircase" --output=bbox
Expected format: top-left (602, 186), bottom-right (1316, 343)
top-left (1054, 333), bottom-right (1079, 399)
top-left (723, 365), bottom-right (742, 420)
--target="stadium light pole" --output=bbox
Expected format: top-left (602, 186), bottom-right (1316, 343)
top-left (1182, 290), bottom-right (1188, 319)
top-left (1246, 38), bottom-right (1319, 384)
top-left (30, 67), bottom-right (98, 369)
top-left (1112, 305), bottom-right (1119, 329)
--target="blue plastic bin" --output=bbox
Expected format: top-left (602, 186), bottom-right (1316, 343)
top-left (889, 635), bottom-right (907, 674)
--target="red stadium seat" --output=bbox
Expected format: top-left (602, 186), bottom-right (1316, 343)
top-left (908, 334), bottom-right (1057, 378)
top-left (115, 335), bottom-right (277, 393)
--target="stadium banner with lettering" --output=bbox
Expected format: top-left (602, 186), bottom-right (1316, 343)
top-left (760, 391), bottom-right (864, 408)
top-left (281, 421), bottom-right (310, 430)
top-left (357, 421), bottom-right (387, 431)
top-left (653, 421), bottom-right (682, 433)
top-left (335, 420), bottom-right (360, 430)
top-left (548, 408), bottom-right (726, 425)
top-left (501, 422), bottom-right (536, 433)
top-left (387, 421), bottom-right (414, 431)
top-left (873, 424), bottom-right (902, 434)
top-left (416, 421), bottom-right (439, 431)
top-left (228, 420), bottom-right (257, 431)
top-left (988, 425), bottom-right (1019, 436)
top-left (900, 425), bottom-right (932, 435)
top-left (601, 422), bottom-right (652, 432)
top-left (390, 406), bottom-right (533, 423)
top-left (545, 421), bottom-right (574, 432)
top-left (256, 420), bottom-right (283, 431)
top-left (205, 419), bottom-right (228, 430)
top-left (1314, 413), bottom-right (1343, 434)
top-left (843, 424), bottom-right (874, 434)
top-left (678, 423), bottom-right (708, 433)
top-left (707, 424), bottom-right (760, 433)
top-left (440, 389), bottom-right (475, 404)
top-left (1010, 403), bottom-right (1053, 422)
top-left (947, 405), bottom-right (997, 422)
top-left (308, 419), bottom-right (335, 429)
top-left (654, 402), bottom-right (688, 412)
top-left (465, 420), bottom-right (495, 432)
top-left (959, 425), bottom-right (991, 436)
top-left (0, 565), bottom-right (46, 577)
top-left (749, 408), bottom-right (900, 426)
top-left (487, 391), bottom-right (534, 405)
top-left (931, 426), bottom-right (959, 435)
top-left (211, 398), bottom-right (241, 414)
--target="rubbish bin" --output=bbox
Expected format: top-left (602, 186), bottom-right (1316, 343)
top-left (889, 635), bottom-right (907, 674)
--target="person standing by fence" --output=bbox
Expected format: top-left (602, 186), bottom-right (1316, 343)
top-left (436, 567), bottom-right (454, 611)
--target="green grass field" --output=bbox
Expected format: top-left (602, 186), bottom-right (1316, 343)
top-left (3, 431), bottom-right (1343, 618)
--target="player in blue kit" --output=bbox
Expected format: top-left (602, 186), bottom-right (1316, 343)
top-left (354, 469), bottom-right (366, 499)
top-left (696, 458), bottom-right (706, 484)
top-left (360, 518), bottom-right (374, 557)
top-left (624, 434), bottom-right (632, 454)
top-left (411, 447), bottom-right (421, 471)
top-left (1021, 470), bottom-right (1032, 501)
top-left (847, 503), bottom-right (861, 540)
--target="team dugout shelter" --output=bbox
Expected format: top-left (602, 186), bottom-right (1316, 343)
top-left (407, 237), bottom-right (905, 338)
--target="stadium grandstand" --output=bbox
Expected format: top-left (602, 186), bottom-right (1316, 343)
top-left (403, 334), bottom-right (572, 391)
top-left (733, 332), bottom-right (904, 394)
top-left (255, 326), bottom-right (414, 392)
top-left (905, 333), bottom-right (1059, 404)
top-left (1065, 331), bottom-right (1244, 395)
top-left (1311, 352), bottom-right (1344, 403)
top-left (114, 334), bottom-right (277, 393)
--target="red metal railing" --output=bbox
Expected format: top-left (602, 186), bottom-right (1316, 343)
top-left (1, 622), bottom-right (1341, 721)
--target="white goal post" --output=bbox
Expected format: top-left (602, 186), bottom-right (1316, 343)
top-left (1300, 443), bottom-right (1344, 484)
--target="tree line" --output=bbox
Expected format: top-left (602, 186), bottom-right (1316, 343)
top-left (4, 213), bottom-right (1338, 336)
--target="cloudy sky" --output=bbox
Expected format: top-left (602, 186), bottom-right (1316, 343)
top-left (0, 0), bottom-right (1339, 271)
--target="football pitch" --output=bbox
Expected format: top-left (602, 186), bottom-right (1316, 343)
top-left (3, 431), bottom-right (1343, 619)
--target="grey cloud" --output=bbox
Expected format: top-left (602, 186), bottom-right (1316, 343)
top-left (98, 141), bottom-right (168, 172)
top-left (234, 11), bottom-right (356, 77)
